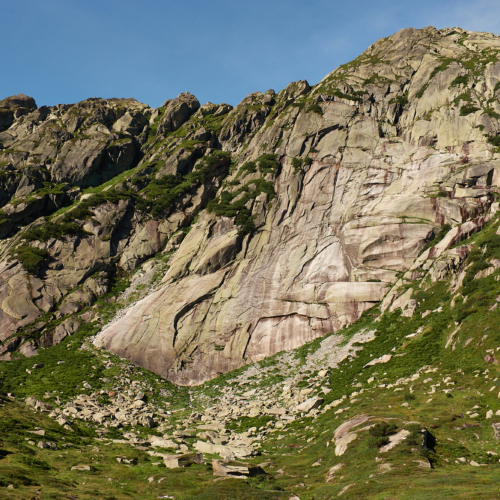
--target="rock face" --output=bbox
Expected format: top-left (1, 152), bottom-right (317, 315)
top-left (3, 26), bottom-right (500, 383)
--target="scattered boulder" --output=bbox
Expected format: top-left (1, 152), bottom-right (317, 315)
top-left (71, 465), bottom-right (91, 471)
top-left (212, 459), bottom-right (265, 478)
top-left (37, 441), bottom-right (57, 450)
top-left (296, 397), bottom-right (324, 413)
top-left (325, 463), bottom-right (344, 483)
top-left (164, 452), bottom-right (203, 469)
top-left (364, 355), bottom-right (392, 368)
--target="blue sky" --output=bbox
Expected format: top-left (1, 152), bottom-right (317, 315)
top-left (2, 0), bottom-right (500, 108)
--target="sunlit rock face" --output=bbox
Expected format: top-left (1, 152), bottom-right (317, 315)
top-left (2, 27), bottom-right (500, 383)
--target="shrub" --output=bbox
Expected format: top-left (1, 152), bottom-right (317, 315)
top-left (292, 156), bottom-right (313, 173)
top-left (370, 436), bottom-right (390, 448)
top-left (389, 92), bottom-right (409, 106)
top-left (369, 421), bottom-right (398, 437)
top-left (62, 191), bottom-right (135, 222)
top-left (404, 392), bottom-right (416, 401)
top-left (460, 104), bottom-right (480, 116)
top-left (8, 246), bottom-right (49, 274)
top-left (21, 222), bottom-right (85, 242)
top-left (450, 75), bottom-right (469, 87)
top-left (487, 135), bottom-right (500, 147)
top-left (207, 154), bottom-right (278, 234)
top-left (405, 424), bottom-right (423, 446)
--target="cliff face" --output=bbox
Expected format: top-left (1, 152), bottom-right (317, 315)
top-left (2, 26), bottom-right (500, 384)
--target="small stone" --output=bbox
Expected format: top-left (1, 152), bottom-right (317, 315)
top-left (38, 441), bottom-right (57, 450)
top-left (71, 465), bottom-right (91, 471)
top-left (486, 410), bottom-right (494, 419)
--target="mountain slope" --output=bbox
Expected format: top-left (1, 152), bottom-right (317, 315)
top-left (1, 25), bottom-right (500, 389)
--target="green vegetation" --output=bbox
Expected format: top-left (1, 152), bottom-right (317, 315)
top-left (483, 107), bottom-right (500, 119)
top-left (450, 74), bottom-right (469, 87)
top-left (207, 154), bottom-right (279, 234)
top-left (226, 415), bottom-right (276, 433)
top-left (136, 150), bottom-right (230, 218)
top-left (389, 92), bottom-right (409, 106)
top-left (21, 221), bottom-right (87, 242)
top-left (487, 135), bottom-right (500, 147)
top-left (8, 245), bottom-right (49, 274)
top-left (291, 156), bottom-right (312, 173)
top-left (62, 190), bottom-right (136, 222)
top-left (460, 104), bottom-right (480, 116)
top-left (292, 101), bottom-right (324, 115)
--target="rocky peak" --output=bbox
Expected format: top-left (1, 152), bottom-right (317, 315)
top-left (2, 26), bottom-right (500, 387)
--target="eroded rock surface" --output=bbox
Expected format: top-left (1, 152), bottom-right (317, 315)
top-left (3, 26), bottom-right (500, 384)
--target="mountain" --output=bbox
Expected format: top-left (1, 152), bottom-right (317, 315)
top-left (2, 24), bottom-right (500, 499)
top-left (2, 26), bottom-right (500, 384)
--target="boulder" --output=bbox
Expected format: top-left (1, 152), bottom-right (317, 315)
top-left (212, 459), bottom-right (266, 478)
top-left (164, 452), bottom-right (203, 469)
top-left (71, 465), bottom-right (91, 471)
top-left (296, 397), bottom-right (324, 413)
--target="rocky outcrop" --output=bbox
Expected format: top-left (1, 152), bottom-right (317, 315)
top-left (3, 26), bottom-right (500, 384)
top-left (0, 94), bottom-right (37, 133)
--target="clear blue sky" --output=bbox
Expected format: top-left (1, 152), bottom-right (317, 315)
top-left (2, 0), bottom-right (500, 108)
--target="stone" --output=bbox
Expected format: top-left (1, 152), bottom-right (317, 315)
top-left (3, 27), bottom-right (500, 389)
top-left (164, 452), bottom-right (204, 469)
top-left (325, 463), bottom-right (344, 483)
top-left (378, 430), bottom-right (410, 452)
top-left (212, 459), bottom-right (265, 478)
top-left (138, 415), bottom-right (156, 428)
top-left (364, 355), bottom-right (392, 368)
top-left (296, 397), bottom-right (324, 413)
top-left (28, 430), bottom-right (45, 436)
top-left (194, 440), bottom-right (256, 459)
top-left (37, 441), bottom-right (57, 450)
top-left (486, 410), bottom-right (494, 419)
top-left (71, 465), bottom-right (91, 471)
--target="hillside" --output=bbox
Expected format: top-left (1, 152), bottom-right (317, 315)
top-left (2, 25), bottom-right (500, 498)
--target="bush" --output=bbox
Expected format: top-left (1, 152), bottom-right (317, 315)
top-left (8, 245), bottom-right (49, 274)
top-left (450, 75), bottom-right (469, 87)
top-left (487, 135), bottom-right (500, 147)
top-left (404, 392), bottom-right (416, 401)
top-left (370, 436), bottom-right (390, 448)
top-left (21, 221), bottom-right (86, 242)
top-left (369, 421), bottom-right (398, 437)
top-left (460, 104), bottom-right (480, 116)
top-left (405, 424), bottom-right (423, 446)
top-left (62, 190), bottom-right (135, 222)
top-left (138, 151), bottom-right (231, 218)
top-left (207, 154), bottom-right (278, 234)
top-left (292, 156), bottom-right (313, 173)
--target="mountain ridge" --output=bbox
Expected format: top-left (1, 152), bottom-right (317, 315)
top-left (1, 25), bottom-right (500, 385)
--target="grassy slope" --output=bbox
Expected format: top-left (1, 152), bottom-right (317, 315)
top-left (3, 218), bottom-right (500, 498)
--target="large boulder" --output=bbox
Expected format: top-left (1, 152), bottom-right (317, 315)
top-left (158, 92), bottom-right (200, 135)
